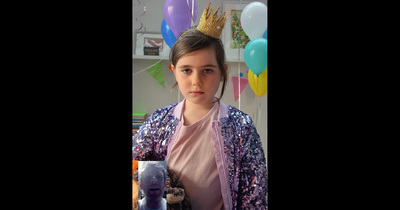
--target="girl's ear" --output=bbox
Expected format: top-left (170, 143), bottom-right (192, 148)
top-left (169, 64), bottom-right (175, 72)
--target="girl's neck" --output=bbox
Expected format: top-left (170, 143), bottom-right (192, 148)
top-left (182, 98), bottom-right (218, 126)
top-left (143, 197), bottom-right (163, 209)
top-left (184, 98), bottom-right (217, 112)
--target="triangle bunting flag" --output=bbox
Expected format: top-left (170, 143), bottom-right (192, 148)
top-left (146, 60), bottom-right (165, 88)
top-left (231, 76), bottom-right (248, 102)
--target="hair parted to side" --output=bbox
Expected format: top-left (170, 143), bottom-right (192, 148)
top-left (170, 27), bottom-right (228, 100)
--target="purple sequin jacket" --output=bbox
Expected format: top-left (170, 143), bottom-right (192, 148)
top-left (132, 100), bottom-right (268, 209)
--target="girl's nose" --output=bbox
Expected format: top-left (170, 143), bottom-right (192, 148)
top-left (192, 72), bottom-right (202, 86)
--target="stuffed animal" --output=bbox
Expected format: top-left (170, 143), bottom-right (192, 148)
top-left (166, 166), bottom-right (191, 210)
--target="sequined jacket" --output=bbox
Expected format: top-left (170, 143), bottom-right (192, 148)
top-left (132, 100), bottom-right (268, 209)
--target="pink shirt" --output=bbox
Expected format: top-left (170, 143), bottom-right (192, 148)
top-left (167, 101), bottom-right (223, 210)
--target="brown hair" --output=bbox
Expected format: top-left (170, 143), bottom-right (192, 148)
top-left (170, 28), bottom-right (228, 100)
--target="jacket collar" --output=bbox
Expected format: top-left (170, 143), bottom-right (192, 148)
top-left (172, 98), bottom-right (229, 120)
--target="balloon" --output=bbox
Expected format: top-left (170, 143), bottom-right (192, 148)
top-left (244, 38), bottom-right (267, 76)
top-left (263, 28), bottom-right (267, 39)
top-left (248, 68), bottom-right (267, 98)
top-left (161, 19), bottom-right (177, 49)
top-left (241, 2), bottom-right (267, 40)
top-left (163, 0), bottom-right (198, 39)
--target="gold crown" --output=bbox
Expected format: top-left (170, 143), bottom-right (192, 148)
top-left (197, 2), bottom-right (230, 39)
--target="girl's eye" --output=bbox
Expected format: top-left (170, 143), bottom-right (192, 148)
top-left (204, 69), bottom-right (213, 74)
top-left (182, 69), bottom-right (191, 74)
top-left (182, 69), bottom-right (192, 74)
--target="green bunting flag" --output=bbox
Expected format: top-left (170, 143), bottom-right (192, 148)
top-left (146, 60), bottom-right (165, 88)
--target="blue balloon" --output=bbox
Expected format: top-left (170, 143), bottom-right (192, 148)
top-left (244, 38), bottom-right (267, 76)
top-left (161, 19), bottom-right (177, 49)
top-left (263, 28), bottom-right (267, 39)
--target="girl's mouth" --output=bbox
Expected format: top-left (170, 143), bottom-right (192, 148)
top-left (148, 188), bottom-right (161, 195)
top-left (191, 91), bottom-right (204, 94)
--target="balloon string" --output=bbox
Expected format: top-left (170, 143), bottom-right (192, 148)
top-left (253, 93), bottom-right (258, 127)
top-left (252, 93), bottom-right (261, 128)
top-left (238, 44), bottom-right (241, 110)
top-left (252, 93), bottom-right (255, 124)
top-left (252, 75), bottom-right (262, 128)
top-left (257, 74), bottom-right (260, 99)
top-left (186, 0), bottom-right (195, 26)
top-left (258, 94), bottom-right (261, 128)
top-left (192, 0), bottom-right (195, 25)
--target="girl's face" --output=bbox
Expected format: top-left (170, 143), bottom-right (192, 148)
top-left (172, 47), bottom-right (225, 107)
top-left (139, 166), bottom-right (165, 200)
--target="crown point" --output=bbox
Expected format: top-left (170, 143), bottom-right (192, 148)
top-left (196, 2), bottom-right (231, 39)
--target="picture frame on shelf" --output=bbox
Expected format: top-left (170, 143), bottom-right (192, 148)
top-left (222, 1), bottom-right (250, 62)
top-left (134, 31), bottom-right (169, 57)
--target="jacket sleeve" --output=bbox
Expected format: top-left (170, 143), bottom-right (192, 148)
top-left (132, 104), bottom-right (178, 161)
top-left (132, 114), bottom-right (156, 160)
top-left (238, 117), bottom-right (268, 209)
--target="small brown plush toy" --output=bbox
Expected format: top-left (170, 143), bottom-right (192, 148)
top-left (166, 166), bottom-right (191, 210)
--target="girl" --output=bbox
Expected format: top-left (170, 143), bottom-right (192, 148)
top-left (133, 3), bottom-right (267, 209)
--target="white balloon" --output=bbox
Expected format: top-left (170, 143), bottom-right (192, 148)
top-left (241, 2), bottom-right (268, 40)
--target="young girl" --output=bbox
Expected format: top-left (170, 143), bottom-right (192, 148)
top-left (133, 2), bottom-right (267, 209)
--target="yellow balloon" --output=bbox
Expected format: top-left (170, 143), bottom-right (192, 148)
top-left (248, 68), bottom-right (267, 98)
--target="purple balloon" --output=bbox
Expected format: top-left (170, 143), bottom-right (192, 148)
top-left (164, 0), bottom-right (198, 38)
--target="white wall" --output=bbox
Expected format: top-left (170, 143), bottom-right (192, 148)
top-left (133, 0), bottom-right (268, 162)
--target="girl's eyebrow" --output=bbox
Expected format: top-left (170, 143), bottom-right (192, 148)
top-left (177, 64), bottom-right (218, 68)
